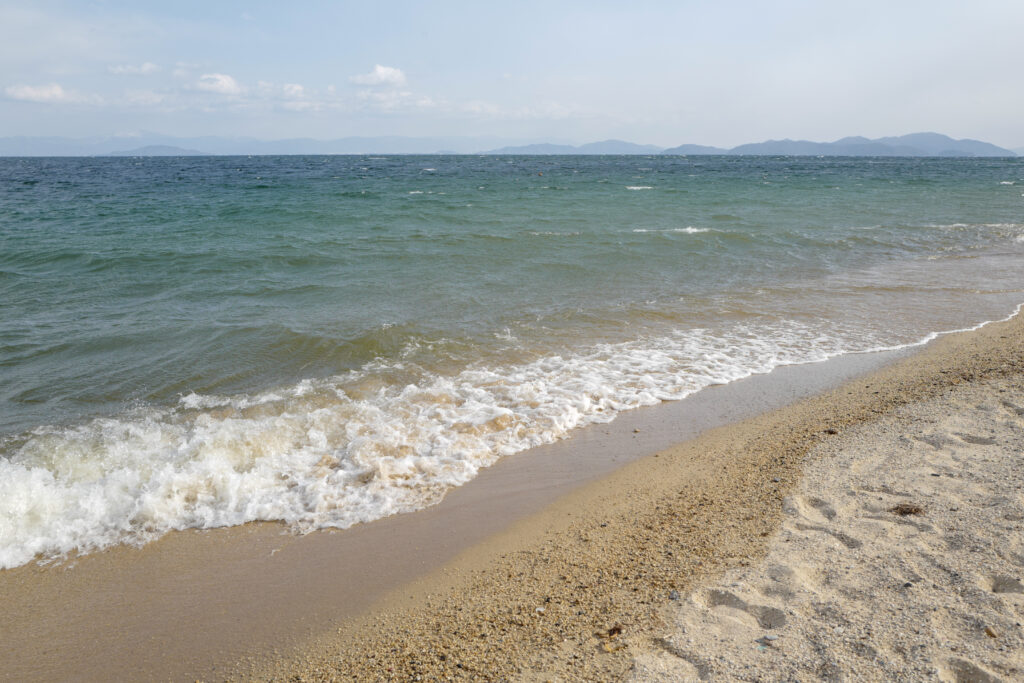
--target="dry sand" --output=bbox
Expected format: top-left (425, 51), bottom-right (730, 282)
top-left (256, 314), bottom-right (1024, 681)
top-left (630, 375), bottom-right (1024, 682)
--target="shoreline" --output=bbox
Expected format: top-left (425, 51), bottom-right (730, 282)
top-left (257, 308), bottom-right (1024, 681)
top-left (0, 333), bottom-right (911, 682)
top-left (1, 309), bottom-right (1021, 681)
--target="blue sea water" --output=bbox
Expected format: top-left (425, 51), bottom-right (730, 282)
top-left (1, 154), bottom-right (1022, 568)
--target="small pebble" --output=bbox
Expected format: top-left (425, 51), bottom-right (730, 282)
top-left (669, 590), bottom-right (680, 601)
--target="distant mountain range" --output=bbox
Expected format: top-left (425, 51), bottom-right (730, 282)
top-left (0, 132), bottom-right (1016, 157)
top-left (496, 133), bottom-right (1015, 157)
top-left (485, 139), bottom-right (663, 154)
top-left (720, 133), bottom-right (1014, 157)
top-left (660, 144), bottom-right (731, 155)
top-left (103, 145), bottom-right (209, 156)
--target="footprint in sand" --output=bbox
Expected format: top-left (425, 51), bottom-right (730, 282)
top-left (999, 399), bottom-right (1024, 417)
top-left (955, 432), bottom-right (997, 445)
top-left (784, 494), bottom-right (837, 524)
top-left (986, 575), bottom-right (1024, 594)
top-left (701, 589), bottom-right (788, 629)
top-left (653, 637), bottom-right (711, 679)
top-left (792, 522), bottom-right (863, 549)
top-left (758, 562), bottom-right (819, 600)
top-left (863, 513), bottom-right (934, 537)
top-left (915, 433), bottom-right (958, 450)
top-left (940, 657), bottom-right (1003, 683)
top-left (784, 494), bottom-right (865, 549)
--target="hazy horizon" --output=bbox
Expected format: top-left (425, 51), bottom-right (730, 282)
top-left (2, 1), bottom-right (1023, 149)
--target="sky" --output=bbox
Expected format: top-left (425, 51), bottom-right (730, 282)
top-left (2, 0), bottom-right (1022, 148)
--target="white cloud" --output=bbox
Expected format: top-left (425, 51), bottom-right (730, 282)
top-left (4, 82), bottom-right (92, 104)
top-left (196, 73), bottom-right (243, 95)
top-left (283, 83), bottom-right (304, 98)
top-left (124, 89), bottom-right (164, 106)
top-left (172, 62), bottom-right (199, 79)
top-left (350, 64), bottom-right (406, 87)
top-left (355, 88), bottom-right (415, 110)
top-left (109, 62), bottom-right (158, 75)
top-left (282, 100), bottom-right (319, 112)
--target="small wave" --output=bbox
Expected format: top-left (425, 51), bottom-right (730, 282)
top-left (625, 185), bottom-right (653, 190)
top-left (632, 227), bottom-right (710, 234)
top-left (0, 318), bottom-right (882, 569)
top-left (1000, 181), bottom-right (1015, 185)
top-left (3, 300), bottom-right (1023, 570)
top-left (923, 222), bottom-right (1024, 230)
top-left (408, 190), bottom-right (424, 195)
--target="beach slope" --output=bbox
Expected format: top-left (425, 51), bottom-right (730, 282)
top-left (261, 314), bottom-right (1024, 680)
top-left (630, 374), bottom-right (1024, 681)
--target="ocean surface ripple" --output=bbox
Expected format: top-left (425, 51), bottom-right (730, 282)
top-left (1, 155), bottom-right (1022, 568)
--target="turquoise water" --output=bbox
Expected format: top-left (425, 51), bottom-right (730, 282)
top-left (1, 155), bottom-right (1022, 568)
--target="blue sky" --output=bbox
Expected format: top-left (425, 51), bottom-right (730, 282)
top-left (2, 0), bottom-right (1022, 147)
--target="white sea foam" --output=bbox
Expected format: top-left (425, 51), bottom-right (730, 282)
top-left (925, 222), bottom-right (1024, 230)
top-left (2, 306), bottom-right (1021, 570)
top-left (0, 322), bottom-right (854, 568)
top-left (632, 227), bottom-right (710, 234)
top-left (625, 185), bottom-right (653, 190)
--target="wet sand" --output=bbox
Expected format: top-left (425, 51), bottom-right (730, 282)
top-left (0, 340), bottom-right (905, 681)
top-left (1, 311), bottom-right (1022, 681)
top-left (258, 311), bottom-right (1024, 682)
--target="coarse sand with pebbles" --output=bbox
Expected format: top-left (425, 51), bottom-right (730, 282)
top-left (630, 375), bottom-right (1024, 682)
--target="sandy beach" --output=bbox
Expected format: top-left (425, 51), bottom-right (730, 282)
top-left (4, 5), bottom-right (1024, 681)
top-left (630, 374), bottom-right (1024, 681)
top-left (246, 313), bottom-right (1024, 681)
top-left (1, 311), bottom-right (1021, 681)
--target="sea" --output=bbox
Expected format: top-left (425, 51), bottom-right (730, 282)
top-left (1, 154), bottom-right (1022, 570)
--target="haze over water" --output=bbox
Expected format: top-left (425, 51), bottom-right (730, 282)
top-left (1, 154), bottom-right (1022, 569)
